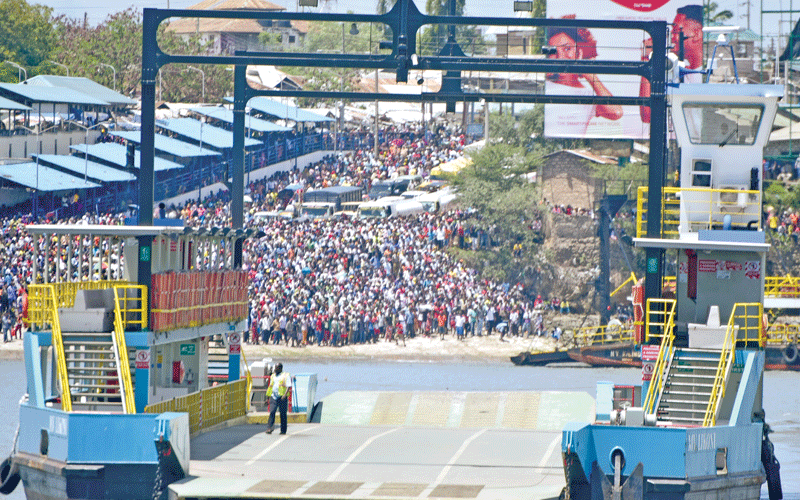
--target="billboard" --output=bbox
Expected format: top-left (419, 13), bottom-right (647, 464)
top-left (544, 0), bottom-right (704, 139)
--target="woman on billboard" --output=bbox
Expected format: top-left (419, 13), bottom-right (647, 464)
top-left (545, 22), bottom-right (624, 137)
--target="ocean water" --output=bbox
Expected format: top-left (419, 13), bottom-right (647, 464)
top-left (0, 358), bottom-right (797, 499)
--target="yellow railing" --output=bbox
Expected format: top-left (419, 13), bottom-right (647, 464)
top-left (144, 379), bottom-right (249, 435)
top-left (765, 324), bottom-right (800, 345)
top-left (573, 324), bottom-right (635, 346)
top-left (113, 286), bottom-right (144, 414)
top-left (703, 303), bottom-right (761, 426)
top-left (636, 186), bottom-right (761, 238)
top-left (28, 285), bottom-right (73, 412)
top-left (764, 275), bottom-right (800, 298)
top-left (27, 281), bottom-right (132, 328)
top-left (240, 346), bottom-right (252, 412)
top-left (642, 298), bottom-right (676, 414)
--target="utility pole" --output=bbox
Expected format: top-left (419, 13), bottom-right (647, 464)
top-left (739, 0), bottom-right (751, 31)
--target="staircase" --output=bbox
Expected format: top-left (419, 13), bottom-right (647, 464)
top-left (654, 348), bottom-right (721, 426)
top-left (62, 331), bottom-right (128, 412)
top-left (208, 334), bottom-right (230, 385)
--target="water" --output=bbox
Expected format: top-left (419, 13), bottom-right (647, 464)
top-left (0, 358), bottom-right (797, 499)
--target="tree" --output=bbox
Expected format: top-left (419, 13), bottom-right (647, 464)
top-left (449, 142), bottom-right (546, 283)
top-left (0, 0), bottom-right (56, 82)
top-left (51, 9), bottom-right (142, 96)
top-left (704, 2), bottom-right (733, 23)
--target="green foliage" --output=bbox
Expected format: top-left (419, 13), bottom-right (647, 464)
top-left (0, 0), bottom-right (56, 81)
top-left (704, 2), bottom-right (733, 23)
top-left (451, 141), bottom-right (546, 282)
top-left (763, 180), bottom-right (800, 213)
top-left (589, 160), bottom-right (648, 196)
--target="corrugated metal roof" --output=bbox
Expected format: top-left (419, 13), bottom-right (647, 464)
top-left (0, 162), bottom-right (101, 191)
top-left (24, 75), bottom-right (137, 106)
top-left (0, 96), bottom-right (31, 111)
top-left (0, 83), bottom-right (109, 106)
top-left (156, 118), bottom-right (262, 149)
top-left (246, 96), bottom-right (334, 122)
top-left (70, 143), bottom-right (184, 172)
top-left (109, 131), bottom-right (222, 158)
top-left (191, 106), bottom-right (292, 133)
top-left (32, 154), bottom-right (136, 183)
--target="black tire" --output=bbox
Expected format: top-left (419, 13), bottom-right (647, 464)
top-left (783, 343), bottom-right (798, 364)
top-left (0, 457), bottom-right (21, 495)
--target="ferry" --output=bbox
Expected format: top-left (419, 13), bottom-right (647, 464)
top-left (0, 222), bottom-right (319, 499)
top-left (560, 64), bottom-right (785, 498)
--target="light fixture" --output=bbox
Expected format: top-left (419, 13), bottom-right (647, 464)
top-left (513, 0), bottom-right (533, 11)
top-left (417, 76), bottom-right (425, 85)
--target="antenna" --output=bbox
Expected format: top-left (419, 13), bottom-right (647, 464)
top-left (703, 26), bottom-right (742, 83)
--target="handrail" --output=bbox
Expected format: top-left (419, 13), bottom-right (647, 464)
top-left (239, 344), bottom-right (252, 412)
top-left (35, 285), bottom-right (73, 412)
top-left (113, 286), bottom-right (138, 414)
top-left (642, 298), bottom-right (676, 414)
top-left (702, 303), bottom-right (758, 426)
top-left (764, 275), bottom-right (800, 298)
top-left (572, 324), bottom-right (635, 346)
top-left (636, 186), bottom-right (761, 238)
top-left (27, 281), bottom-right (132, 329)
top-left (610, 272), bottom-right (637, 298)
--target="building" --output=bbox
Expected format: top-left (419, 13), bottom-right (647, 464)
top-left (165, 0), bottom-right (308, 54)
top-left (540, 149), bottom-right (618, 210)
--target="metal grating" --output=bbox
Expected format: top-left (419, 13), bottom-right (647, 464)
top-left (246, 480), bottom-right (306, 494)
top-left (428, 484), bottom-right (484, 498)
top-left (304, 481), bottom-right (363, 495)
top-left (372, 482), bottom-right (428, 497)
top-left (370, 392), bottom-right (412, 426)
top-left (502, 392), bottom-right (541, 429)
top-left (461, 393), bottom-right (501, 428)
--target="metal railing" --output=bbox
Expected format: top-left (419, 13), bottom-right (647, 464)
top-left (636, 186), bottom-right (761, 238)
top-left (764, 275), bottom-right (800, 297)
top-left (113, 286), bottom-right (146, 414)
top-left (572, 324), bottom-right (635, 346)
top-left (28, 285), bottom-right (72, 412)
top-left (144, 379), bottom-right (249, 435)
top-left (27, 281), bottom-right (129, 326)
top-left (703, 303), bottom-right (761, 426)
top-left (642, 298), bottom-right (676, 414)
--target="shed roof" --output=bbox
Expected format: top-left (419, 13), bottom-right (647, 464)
top-left (0, 162), bottom-right (101, 191)
top-left (0, 83), bottom-right (109, 106)
top-left (0, 95), bottom-right (31, 111)
top-left (191, 106), bottom-right (292, 133)
top-left (230, 96), bottom-right (333, 122)
top-left (24, 75), bottom-right (137, 106)
top-left (110, 131), bottom-right (222, 158)
top-left (70, 143), bottom-right (184, 172)
top-left (156, 118), bottom-right (262, 149)
top-left (32, 154), bottom-right (136, 183)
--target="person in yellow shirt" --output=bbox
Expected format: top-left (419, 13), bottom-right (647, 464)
top-left (266, 363), bottom-right (291, 435)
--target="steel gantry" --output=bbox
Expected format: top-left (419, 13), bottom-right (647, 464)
top-left (139, 0), bottom-right (669, 300)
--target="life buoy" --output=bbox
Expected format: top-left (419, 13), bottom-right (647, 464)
top-left (783, 343), bottom-right (798, 364)
top-left (0, 456), bottom-right (20, 495)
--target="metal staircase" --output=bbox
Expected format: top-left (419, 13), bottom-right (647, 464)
top-left (62, 331), bottom-right (127, 412)
top-left (28, 282), bottom-right (147, 414)
top-left (653, 348), bottom-right (720, 425)
top-left (208, 334), bottom-right (230, 385)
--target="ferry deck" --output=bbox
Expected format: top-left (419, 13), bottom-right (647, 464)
top-left (169, 390), bottom-right (595, 500)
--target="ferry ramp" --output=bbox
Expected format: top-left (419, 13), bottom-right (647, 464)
top-left (170, 390), bottom-right (595, 500)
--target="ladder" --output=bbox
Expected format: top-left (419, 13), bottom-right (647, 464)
top-left (62, 331), bottom-right (129, 412)
top-left (653, 348), bottom-right (720, 425)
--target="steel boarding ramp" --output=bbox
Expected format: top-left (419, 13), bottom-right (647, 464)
top-left (170, 391), bottom-right (594, 499)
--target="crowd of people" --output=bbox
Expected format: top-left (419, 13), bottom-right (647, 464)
top-left (0, 120), bottom-right (583, 349)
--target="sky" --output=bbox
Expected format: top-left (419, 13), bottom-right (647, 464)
top-left (28, 0), bottom-right (796, 39)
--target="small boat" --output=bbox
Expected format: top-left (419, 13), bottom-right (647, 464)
top-left (510, 348), bottom-right (572, 365)
top-left (567, 341), bottom-right (642, 367)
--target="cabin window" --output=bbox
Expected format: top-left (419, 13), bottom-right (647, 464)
top-left (682, 103), bottom-right (763, 146)
top-left (691, 159), bottom-right (712, 187)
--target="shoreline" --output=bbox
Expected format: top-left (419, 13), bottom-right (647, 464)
top-left (0, 333), bottom-right (558, 363)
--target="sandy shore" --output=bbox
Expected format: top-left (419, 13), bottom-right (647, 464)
top-left (0, 333), bottom-right (559, 363)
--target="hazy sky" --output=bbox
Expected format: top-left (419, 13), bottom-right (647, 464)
top-left (30, 0), bottom-right (788, 38)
